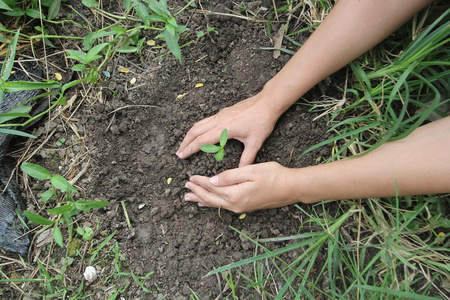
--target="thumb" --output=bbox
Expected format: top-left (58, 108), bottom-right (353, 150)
top-left (209, 166), bottom-right (253, 187)
top-left (238, 142), bottom-right (260, 168)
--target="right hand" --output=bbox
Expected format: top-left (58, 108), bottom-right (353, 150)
top-left (176, 92), bottom-right (280, 167)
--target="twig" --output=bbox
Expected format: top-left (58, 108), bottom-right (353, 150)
top-left (191, 9), bottom-right (281, 23)
top-left (108, 104), bottom-right (161, 115)
top-left (121, 201), bottom-right (132, 229)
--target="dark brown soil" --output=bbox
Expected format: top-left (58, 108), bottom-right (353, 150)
top-left (1, 1), bottom-right (346, 298)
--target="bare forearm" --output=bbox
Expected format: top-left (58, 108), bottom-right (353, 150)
top-left (287, 117), bottom-right (450, 203)
top-left (262, 0), bottom-right (433, 115)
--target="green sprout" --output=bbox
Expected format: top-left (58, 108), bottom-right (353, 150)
top-left (200, 128), bottom-right (228, 161)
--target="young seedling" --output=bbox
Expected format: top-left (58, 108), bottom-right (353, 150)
top-left (200, 128), bottom-right (228, 161)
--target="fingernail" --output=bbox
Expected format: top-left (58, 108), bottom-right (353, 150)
top-left (209, 176), bottom-right (219, 185)
top-left (185, 196), bottom-right (191, 201)
top-left (176, 151), bottom-right (182, 158)
top-left (185, 182), bottom-right (191, 189)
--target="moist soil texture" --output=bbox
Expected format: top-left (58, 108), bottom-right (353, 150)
top-left (2, 1), bottom-right (348, 298)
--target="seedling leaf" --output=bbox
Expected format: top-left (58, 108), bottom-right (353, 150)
top-left (220, 128), bottom-right (228, 147)
top-left (21, 162), bottom-right (51, 180)
top-left (24, 211), bottom-right (55, 225)
top-left (200, 144), bottom-right (219, 153)
top-left (215, 150), bottom-right (224, 161)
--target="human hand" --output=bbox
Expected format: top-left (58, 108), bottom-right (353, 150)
top-left (184, 162), bottom-right (295, 213)
top-left (176, 93), bottom-right (280, 167)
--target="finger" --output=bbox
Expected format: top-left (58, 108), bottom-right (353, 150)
top-left (184, 182), bottom-right (228, 208)
top-left (238, 140), bottom-right (261, 167)
top-left (179, 128), bottom-right (225, 159)
top-left (205, 166), bottom-right (254, 187)
top-left (177, 117), bottom-right (218, 158)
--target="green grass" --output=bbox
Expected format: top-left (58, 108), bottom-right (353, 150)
top-left (202, 2), bottom-right (449, 299)
top-left (1, 1), bottom-right (448, 299)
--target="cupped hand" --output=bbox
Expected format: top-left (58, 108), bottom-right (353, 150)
top-left (184, 162), bottom-right (296, 213)
top-left (176, 93), bottom-right (280, 167)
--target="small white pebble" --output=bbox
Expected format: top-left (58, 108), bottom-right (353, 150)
top-left (84, 266), bottom-right (97, 283)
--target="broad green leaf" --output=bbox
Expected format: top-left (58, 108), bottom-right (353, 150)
top-left (163, 26), bottom-right (182, 64)
top-left (83, 31), bottom-right (115, 50)
top-left (41, 189), bottom-right (54, 202)
top-left (143, 0), bottom-right (171, 17)
top-left (167, 16), bottom-right (177, 27)
top-left (3, 80), bottom-right (60, 92)
top-left (0, 106), bottom-right (32, 123)
top-left (0, 128), bottom-right (36, 138)
top-left (219, 128), bottom-right (228, 148)
top-left (47, 204), bottom-right (74, 215)
top-left (0, 0), bottom-right (13, 11)
top-left (55, 95), bottom-right (67, 105)
top-left (112, 26), bottom-right (126, 35)
top-left (144, 14), bottom-right (166, 23)
top-left (25, 8), bottom-right (44, 19)
top-left (132, 0), bottom-right (150, 25)
top-left (74, 200), bottom-right (110, 211)
top-left (200, 144), bottom-right (219, 153)
top-left (66, 49), bottom-right (87, 64)
top-left (48, 0), bottom-right (61, 20)
top-left (82, 0), bottom-right (98, 8)
top-left (50, 174), bottom-right (78, 193)
top-left (123, 0), bottom-right (132, 11)
top-left (52, 225), bottom-right (63, 247)
top-left (3, 7), bottom-right (25, 16)
top-left (24, 210), bottom-right (55, 225)
top-left (21, 162), bottom-right (51, 180)
top-left (215, 150), bottom-right (224, 161)
top-left (117, 46), bottom-right (138, 53)
top-left (71, 64), bottom-right (86, 72)
top-left (61, 77), bottom-right (91, 93)
top-left (85, 42), bottom-right (108, 62)
top-left (1, 29), bottom-right (20, 81)
top-left (76, 227), bottom-right (85, 235)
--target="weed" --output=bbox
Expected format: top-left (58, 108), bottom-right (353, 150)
top-left (200, 128), bottom-right (228, 161)
top-left (20, 162), bottom-right (110, 247)
top-left (302, 8), bottom-right (450, 160)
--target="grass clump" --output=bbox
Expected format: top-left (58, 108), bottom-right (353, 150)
top-left (203, 2), bottom-right (449, 299)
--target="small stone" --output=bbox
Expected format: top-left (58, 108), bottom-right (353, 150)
top-left (83, 266), bottom-right (97, 283)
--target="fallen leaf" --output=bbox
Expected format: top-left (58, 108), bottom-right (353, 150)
top-left (55, 72), bottom-right (63, 81)
top-left (177, 93), bottom-right (187, 100)
top-left (273, 24), bottom-right (286, 59)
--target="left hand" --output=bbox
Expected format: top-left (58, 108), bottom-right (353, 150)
top-left (184, 162), bottom-right (294, 213)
